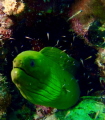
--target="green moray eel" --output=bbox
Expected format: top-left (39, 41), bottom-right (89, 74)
top-left (11, 47), bottom-right (80, 109)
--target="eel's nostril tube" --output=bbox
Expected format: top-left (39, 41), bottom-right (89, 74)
top-left (13, 59), bottom-right (23, 67)
top-left (13, 59), bottom-right (16, 62)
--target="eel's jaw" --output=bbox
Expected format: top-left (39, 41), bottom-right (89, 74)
top-left (13, 67), bottom-right (31, 77)
top-left (11, 67), bottom-right (35, 88)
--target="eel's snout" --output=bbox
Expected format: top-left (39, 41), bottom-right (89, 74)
top-left (11, 68), bottom-right (22, 85)
top-left (11, 59), bottom-right (24, 85)
top-left (13, 58), bottom-right (23, 68)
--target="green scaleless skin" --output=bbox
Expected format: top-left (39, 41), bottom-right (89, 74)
top-left (11, 47), bottom-right (80, 109)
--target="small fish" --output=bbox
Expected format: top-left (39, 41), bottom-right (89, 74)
top-left (63, 40), bottom-right (67, 42)
top-left (47, 32), bottom-right (49, 40)
top-left (60, 49), bottom-right (66, 53)
top-left (73, 36), bottom-right (75, 41)
top-left (87, 89), bottom-right (93, 95)
top-left (94, 111), bottom-right (100, 119)
top-left (66, 89), bottom-right (71, 92)
top-left (70, 43), bottom-right (72, 46)
top-left (14, 46), bottom-right (18, 53)
top-left (58, 46), bottom-right (62, 48)
top-left (67, 10), bottom-right (83, 21)
top-left (25, 36), bottom-right (33, 40)
top-left (54, 40), bottom-right (59, 46)
top-left (80, 58), bottom-right (84, 66)
top-left (9, 37), bottom-right (15, 40)
top-left (85, 56), bottom-right (92, 60)
top-left (65, 111), bottom-right (71, 118)
top-left (61, 35), bottom-right (66, 38)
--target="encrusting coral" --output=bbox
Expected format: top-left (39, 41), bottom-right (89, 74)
top-left (69, 0), bottom-right (105, 91)
top-left (2, 0), bottom-right (25, 15)
top-left (0, 2), bottom-right (13, 42)
top-left (69, 0), bottom-right (105, 44)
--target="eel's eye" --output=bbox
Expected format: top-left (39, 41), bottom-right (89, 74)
top-left (30, 60), bottom-right (35, 67)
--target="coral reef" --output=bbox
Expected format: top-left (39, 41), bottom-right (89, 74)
top-left (0, 4), bottom-right (14, 119)
top-left (0, 2), bottom-right (13, 42)
top-left (95, 48), bottom-right (105, 89)
top-left (69, 0), bottom-right (105, 95)
top-left (36, 98), bottom-right (105, 120)
top-left (0, 73), bottom-right (11, 119)
top-left (34, 105), bottom-right (57, 120)
top-left (60, 98), bottom-right (105, 120)
top-left (87, 21), bottom-right (105, 47)
top-left (0, 0), bottom-right (105, 119)
top-left (69, 0), bottom-right (105, 45)
top-left (2, 0), bottom-right (25, 15)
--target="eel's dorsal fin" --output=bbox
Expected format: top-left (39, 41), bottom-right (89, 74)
top-left (40, 47), bottom-right (80, 74)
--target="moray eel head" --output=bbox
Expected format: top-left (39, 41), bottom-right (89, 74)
top-left (11, 50), bottom-right (50, 92)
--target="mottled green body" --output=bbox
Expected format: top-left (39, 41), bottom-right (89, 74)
top-left (11, 47), bottom-right (80, 109)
